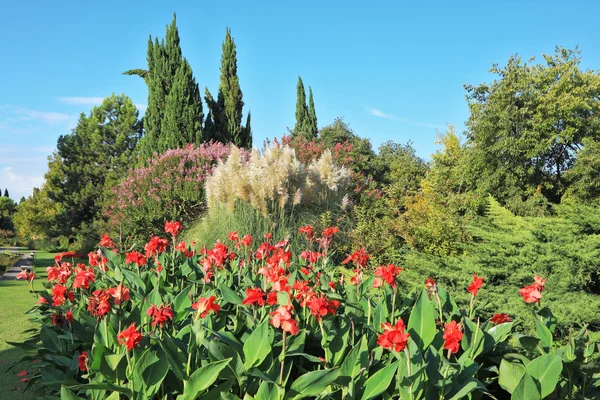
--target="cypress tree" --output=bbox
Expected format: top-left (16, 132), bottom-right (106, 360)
top-left (160, 59), bottom-right (204, 151)
top-left (308, 87), bottom-right (318, 137)
top-left (205, 28), bottom-right (251, 148)
top-left (294, 77), bottom-right (310, 137)
top-left (3, 189), bottom-right (8, 197)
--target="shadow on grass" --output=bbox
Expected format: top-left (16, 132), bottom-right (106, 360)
top-left (0, 341), bottom-right (38, 399)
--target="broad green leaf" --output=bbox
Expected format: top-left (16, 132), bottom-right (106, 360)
top-left (285, 330), bottom-right (306, 354)
top-left (329, 319), bottom-right (350, 366)
top-left (526, 354), bottom-right (562, 398)
top-left (134, 348), bottom-right (169, 398)
top-left (360, 361), bottom-right (399, 400)
top-left (159, 338), bottom-right (188, 380)
top-left (341, 335), bottom-right (367, 378)
top-left (182, 358), bottom-right (232, 400)
top-left (243, 321), bottom-right (272, 370)
top-left (534, 319), bottom-right (552, 352)
top-left (486, 322), bottom-right (514, 347)
top-left (173, 287), bottom-right (192, 315)
top-left (66, 383), bottom-right (132, 397)
top-left (461, 317), bottom-right (485, 360)
top-left (255, 381), bottom-right (279, 400)
top-left (512, 372), bottom-right (541, 400)
top-left (41, 325), bottom-right (63, 354)
top-left (219, 284), bottom-right (243, 305)
top-left (498, 359), bottom-right (526, 394)
top-left (448, 378), bottom-right (485, 400)
top-left (287, 368), bottom-right (340, 399)
top-left (407, 289), bottom-right (436, 350)
top-left (60, 387), bottom-right (81, 400)
top-left (104, 353), bottom-right (124, 371)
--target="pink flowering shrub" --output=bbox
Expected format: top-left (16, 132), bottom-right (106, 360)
top-left (104, 142), bottom-right (231, 240)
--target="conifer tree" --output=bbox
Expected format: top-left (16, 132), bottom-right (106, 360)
top-left (3, 189), bottom-right (8, 197)
top-left (294, 77), bottom-right (309, 135)
top-left (308, 87), bottom-right (318, 137)
top-left (205, 28), bottom-right (251, 148)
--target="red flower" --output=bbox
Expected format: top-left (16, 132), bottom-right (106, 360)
top-left (377, 319), bottom-right (410, 352)
top-left (145, 236), bottom-right (170, 257)
top-left (16, 270), bottom-right (35, 281)
top-left (321, 227), bottom-right (339, 238)
top-left (242, 287), bottom-right (266, 307)
top-left (342, 248), bottom-right (370, 268)
top-left (73, 268), bottom-right (96, 289)
top-left (106, 283), bottom-right (130, 305)
top-left (17, 370), bottom-right (27, 377)
top-left (490, 313), bottom-right (512, 324)
top-left (307, 295), bottom-right (338, 320)
top-left (20, 378), bottom-right (30, 383)
top-left (88, 251), bottom-right (100, 267)
top-left (118, 323), bottom-right (143, 350)
top-left (38, 297), bottom-right (48, 305)
top-left (372, 277), bottom-right (383, 288)
top-left (298, 225), bottom-right (315, 240)
top-left (267, 291), bottom-right (278, 306)
top-left (228, 231), bottom-right (239, 242)
top-left (519, 285), bottom-right (542, 303)
top-left (534, 275), bottom-right (546, 291)
top-left (300, 250), bottom-right (321, 263)
top-left (350, 269), bottom-right (363, 286)
top-left (467, 274), bottom-right (484, 297)
top-left (270, 306), bottom-right (299, 335)
top-left (146, 304), bottom-right (174, 328)
top-left (99, 234), bottom-right (115, 248)
top-left (125, 251), bottom-right (147, 267)
top-left (425, 278), bottom-right (436, 291)
top-left (164, 221), bottom-right (182, 237)
top-left (443, 321), bottom-right (463, 354)
top-left (374, 264), bottom-right (403, 288)
top-left (264, 232), bottom-right (273, 241)
top-left (192, 296), bottom-right (220, 318)
top-left (78, 351), bottom-right (88, 371)
top-left (51, 284), bottom-right (70, 306)
top-left (239, 234), bottom-right (252, 247)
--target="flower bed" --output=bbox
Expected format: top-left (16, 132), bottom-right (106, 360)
top-left (13, 223), bottom-right (600, 399)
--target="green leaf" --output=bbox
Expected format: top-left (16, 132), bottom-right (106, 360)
top-left (60, 387), bottom-right (81, 400)
top-left (534, 318), bottom-right (552, 352)
top-left (173, 288), bottom-right (192, 316)
top-left (460, 317), bottom-right (485, 360)
top-left (341, 335), bottom-right (367, 378)
top-left (243, 321), bottom-right (272, 370)
top-left (526, 354), bottom-right (562, 398)
top-left (512, 372), bottom-right (541, 400)
top-left (448, 378), bottom-right (485, 400)
top-left (255, 381), bottom-right (279, 400)
top-left (104, 353), bottom-right (124, 371)
top-left (287, 368), bottom-right (340, 399)
top-left (134, 348), bottom-right (169, 398)
top-left (182, 358), bottom-right (232, 400)
top-left (41, 325), bottom-right (63, 353)
top-left (360, 361), bottom-right (399, 400)
top-left (499, 359), bottom-right (526, 394)
top-left (486, 322), bottom-right (514, 347)
top-left (407, 289), bottom-right (436, 350)
top-left (159, 338), bottom-right (188, 380)
top-left (219, 284), bottom-right (243, 305)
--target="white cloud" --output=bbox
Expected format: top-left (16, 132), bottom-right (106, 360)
top-left (366, 106), bottom-right (445, 130)
top-left (57, 96), bottom-right (104, 106)
top-left (22, 109), bottom-right (69, 124)
top-left (135, 103), bottom-right (147, 112)
top-left (0, 167), bottom-right (44, 199)
top-left (0, 105), bottom-right (69, 127)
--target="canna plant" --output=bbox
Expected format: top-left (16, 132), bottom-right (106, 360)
top-left (9, 222), bottom-right (598, 399)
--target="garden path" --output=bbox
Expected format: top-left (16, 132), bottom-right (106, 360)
top-left (0, 250), bottom-right (31, 280)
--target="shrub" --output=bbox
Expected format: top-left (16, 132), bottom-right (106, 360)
top-left (105, 142), bottom-right (231, 240)
top-left (18, 223), bottom-right (598, 399)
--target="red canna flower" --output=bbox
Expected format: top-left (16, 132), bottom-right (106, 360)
top-left (78, 351), bottom-right (88, 371)
top-left (51, 284), bottom-right (71, 306)
top-left (372, 277), bottom-right (383, 288)
top-left (228, 231), bottom-right (239, 242)
top-left (307, 295), bottom-right (338, 320)
top-left (300, 250), bottom-right (321, 264)
top-left (350, 269), bottom-right (363, 286)
top-left (106, 283), bottom-right (130, 305)
top-left (377, 319), bottom-right (410, 352)
top-left (533, 275), bottom-right (546, 291)
top-left (125, 251), bottom-right (147, 267)
top-left (321, 227), bottom-right (339, 238)
top-left (192, 296), bottom-right (220, 318)
top-left (38, 297), bottom-right (48, 305)
top-left (267, 291), bottom-right (279, 306)
top-left (490, 313), bottom-right (512, 324)
top-left (519, 285), bottom-right (542, 303)
top-left (342, 248), bottom-right (370, 268)
top-left (16, 270), bottom-right (35, 281)
top-left (264, 232), bottom-right (273, 241)
top-left (443, 321), bottom-right (463, 354)
top-left (118, 323), bottom-right (143, 350)
top-left (73, 267), bottom-right (95, 289)
top-left (270, 306), bottom-right (299, 335)
top-left (467, 274), bottom-right (484, 297)
top-left (298, 225), bottom-right (315, 240)
top-left (145, 236), bottom-right (170, 257)
top-left (239, 234), bottom-right (252, 247)
top-left (164, 221), bottom-right (182, 237)
top-left (425, 278), bottom-right (436, 291)
top-left (146, 304), bottom-right (174, 328)
top-left (88, 251), bottom-right (101, 267)
top-left (242, 287), bottom-right (266, 306)
top-left (99, 234), bottom-right (115, 248)
top-left (374, 264), bottom-right (403, 288)
top-left (87, 289), bottom-right (112, 318)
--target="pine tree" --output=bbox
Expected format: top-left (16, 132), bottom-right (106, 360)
top-left (205, 28), bottom-right (251, 148)
top-left (160, 59), bottom-right (204, 151)
top-left (308, 87), bottom-right (318, 137)
top-left (294, 76), bottom-right (309, 136)
top-left (3, 189), bottom-right (8, 197)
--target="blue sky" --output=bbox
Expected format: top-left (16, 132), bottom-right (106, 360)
top-left (1, 1), bottom-right (599, 199)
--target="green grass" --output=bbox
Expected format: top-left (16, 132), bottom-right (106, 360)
top-left (0, 251), bottom-right (55, 399)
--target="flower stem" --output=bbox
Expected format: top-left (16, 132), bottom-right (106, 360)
top-left (279, 331), bottom-right (287, 385)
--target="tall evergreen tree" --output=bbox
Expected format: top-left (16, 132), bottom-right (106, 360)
top-left (125, 14), bottom-right (204, 159)
top-left (294, 77), bottom-right (309, 135)
top-left (160, 59), bottom-right (204, 151)
top-left (205, 28), bottom-right (251, 148)
top-left (3, 189), bottom-right (8, 197)
top-left (308, 87), bottom-right (318, 137)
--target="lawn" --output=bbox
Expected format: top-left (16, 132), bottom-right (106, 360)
top-left (0, 251), bottom-right (55, 399)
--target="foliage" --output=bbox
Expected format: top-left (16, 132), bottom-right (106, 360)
top-left (105, 143), bottom-right (231, 240)
top-left (45, 94), bottom-right (142, 238)
top-left (293, 77), bottom-right (318, 139)
top-left (130, 15), bottom-right (205, 160)
top-left (0, 195), bottom-right (16, 231)
top-left (563, 138), bottom-right (600, 204)
top-left (13, 186), bottom-right (62, 240)
top-left (19, 224), bottom-right (598, 399)
top-left (204, 28), bottom-right (251, 148)
top-left (465, 46), bottom-right (600, 209)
